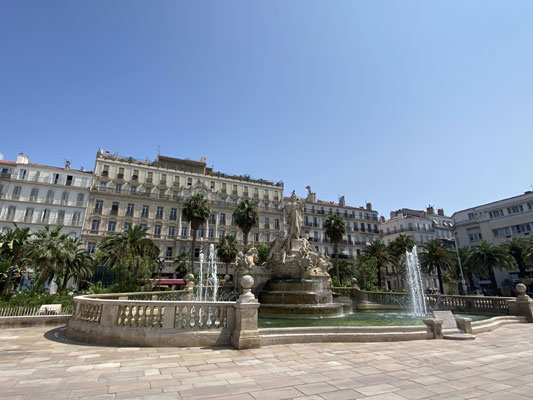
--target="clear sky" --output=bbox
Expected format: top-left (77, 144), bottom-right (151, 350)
top-left (1, 1), bottom-right (532, 217)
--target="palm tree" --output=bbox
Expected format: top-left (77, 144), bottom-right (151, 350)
top-left (174, 252), bottom-right (190, 278)
top-left (0, 225), bottom-right (31, 296)
top-left (456, 247), bottom-right (482, 294)
top-left (387, 234), bottom-right (415, 287)
top-left (419, 239), bottom-right (456, 295)
top-left (217, 235), bottom-right (238, 275)
top-left (323, 214), bottom-right (346, 279)
top-left (182, 194), bottom-right (211, 271)
top-left (98, 225), bottom-right (160, 284)
top-left (468, 240), bottom-right (513, 295)
top-left (30, 225), bottom-right (72, 288)
top-left (504, 237), bottom-right (530, 279)
top-left (58, 238), bottom-right (93, 293)
top-left (362, 240), bottom-right (389, 288)
top-left (233, 199), bottom-right (258, 245)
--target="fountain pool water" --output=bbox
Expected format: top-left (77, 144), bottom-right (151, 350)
top-left (258, 311), bottom-right (489, 328)
top-left (405, 245), bottom-right (428, 316)
top-left (195, 244), bottom-right (219, 302)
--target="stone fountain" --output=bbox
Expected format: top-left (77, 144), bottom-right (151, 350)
top-left (239, 191), bottom-right (343, 318)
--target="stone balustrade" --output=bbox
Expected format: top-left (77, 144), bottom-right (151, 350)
top-left (332, 287), bottom-right (514, 315)
top-left (67, 278), bottom-right (260, 349)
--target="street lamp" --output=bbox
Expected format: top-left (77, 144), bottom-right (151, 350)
top-left (451, 229), bottom-right (468, 294)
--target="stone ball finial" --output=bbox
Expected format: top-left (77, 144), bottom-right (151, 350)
top-left (241, 275), bottom-right (254, 290)
top-left (516, 283), bottom-right (527, 295)
top-left (185, 273), bottom-right (194, 282)
top-left (224, 274), bottom-right (231, 281)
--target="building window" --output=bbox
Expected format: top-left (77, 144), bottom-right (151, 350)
top-left (198, 228), bottom-right (204, 238)
top-left (253, 232), bottom-right (259, 242)
top-left (132, 170), bottom-right (139, 181)
top-left (219, 230), bottom-right (225, 239)
top-left (156, 206), bottom-right (164, 219)
top-left (18, 169), bottom-right (27, 180)
top-left (174, 176), bottom-right (179, 186)
top-left (72, 211), bottom-right (81, 226)
top-left (108, 221), bottom-right (116, 232)
top-left (94, 200), bottom-right (103, 213)
top-left (115, 184), bottom-right (122, 193)
top-left (30, 187), bottom-right (39, 202)
top-left (76, 193), bottom-right (85, 206)
top-left (60, 191), bottom-right (69, 205)
top-left (124, 222), bottom-right (131, 231)
top-left (181, 225), bottom-right (188, 237)
top-left (66, 175), bottom-right (73, 186)
top-left (210, 181), bottom-right (215, 189)
top-left (24, 207), bottom-right (33, 223)
top-left (209, 214), bottom-right (216, 224)
top-left (91, 219), bottom-right (100, 231)
top-left (56, 210), bottom-right (65, 225)
top-left (507, 205), bottom-right (524, 215)
top-left (117, 167), bottom-right (124, 180)
top-left (221, 183), bottom-right (226, 193)
top-left (110, 202), bottom-right (119, 215)
top-left (154, 225), bottom-right (161, 237)
top-left (264, 233), bottom-right (270, 243)
top-left (130, 185), bottom-right (137, 193)
top-left (12, 186), bottom-right (21, 200)
top-left (264, 217), bottom-right (270, 229)
top-left (208, 228), bottom-right (214, 238)
top-left (168, 226), bottom-right (175, 236)
top-left (166, 247), bottom-right (173, 259)
top-left (141, 205), bottom-right (149, 217)
top-left (87, 243), bottom-right (96, 254)
top-left (467, 227), bottom-right (482, 242)
top-left (126, 203), bottom-right (134, 216)
top-left (41, 209), bottom-right (50, 223)
top-left (169, 208), bottom-right (177, 220)
top-left (147, 172), bottom-right (153, 183)
top-left (220, 213), bottom-right (226, 225)
top-left (52, 173), bottom-right (60, 184)
top-left (187, 177), bottom-right (192, 186)
top-left (99, 182), bottom-right (106, 191)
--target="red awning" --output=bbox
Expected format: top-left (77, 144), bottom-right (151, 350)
top-left (149, 279), bottom-right (186, 285)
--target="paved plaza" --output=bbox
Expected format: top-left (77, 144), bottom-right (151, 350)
top-left (1, 324), bottom-right (533, 400)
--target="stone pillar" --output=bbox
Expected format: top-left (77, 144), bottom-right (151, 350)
top-left (507, 284), bottom-right (533, 322)
top-left (231, 275), bottom-right (261, 350)
top-left (184, 273), bottom-right (195, 301)
top-left (423, 318), bottom-right (443, 339)
top-left (100, 303), bottom-right (119, 327)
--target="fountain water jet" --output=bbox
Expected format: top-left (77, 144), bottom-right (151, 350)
top-left (195, 244), bottom-right (218, 302)
top-left (405, 245), bottom-right (428, 316)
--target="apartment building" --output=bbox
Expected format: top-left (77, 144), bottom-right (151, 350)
top-left (453, 191), bottom-right (533, 290)
top-left (82, 149), bottom-right (284, 275)
top-left (296, 188), bottom-right (380, 260)
top-left (380, 206), bottom-right (454, 291)
top-left (0, 153), bottom-right (92, 237)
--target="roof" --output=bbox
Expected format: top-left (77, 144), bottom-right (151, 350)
top-left (284, 196), bottom-right (376, 212)
top-left (451, 191), bottom-right (533, 217)
top-left (0, 160), bottom-right (16, 166)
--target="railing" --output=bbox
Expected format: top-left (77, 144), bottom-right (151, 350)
top-left (0, 305), bottom-right (74, 317)
top-left (343, 287), bottom-right (514, 315)
top-left (67, 288), bottom-right (260, 349)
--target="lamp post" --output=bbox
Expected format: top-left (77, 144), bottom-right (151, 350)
top-left (451, 230), bottom-right (468, 294)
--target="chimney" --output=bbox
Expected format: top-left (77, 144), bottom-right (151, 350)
top-left (380, 216), bottom-right (385, 223)
top-left (366, 202), bottom-right (372, 210)
top-left (200, 157), bottom-right (207, 164)
top-left (427, 206), bottom-right (435, 214)
top-left (339, 196), bottom-right (345, 207)
top-left (16, 152), bottom-right (29, 164)
top-left (437, 208), bottom-right (444, 216)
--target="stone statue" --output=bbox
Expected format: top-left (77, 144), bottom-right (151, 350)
top-left (286, 191), bottom-right (303, 240)
top-left (235, 247), bottom-right (259, 274)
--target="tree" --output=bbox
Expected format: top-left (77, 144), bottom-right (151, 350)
top-left (30, 225), bottom-right (72, 289)
top-left (181, 194), bottom-right (211, 271)
top-left (0, 225), bottom-right (31, 296)
top-left (327, 259), bottom-right (356, 285)
top-left (354, 255), bottom-right (378, 291)
top-left (467, 240), bottom-right (513, 295)
top-left (362, 240), bottom-right (389, 288)
top-left (504, 237), bottom-right (530, 279)
top-left (217, 235), bottom-right (238, 275)
top-left (418, 239), bottom-right (456, 295)
top-left (97, 225), bottom-right (160, 289)
top-left (387, 234), bottom-right (415, 288)
top-left (233, 199), bottom-right (258, 245)
top-left (58, 238), bottom-right (93, 293)
top-left (323, 214), bottom-right (346, 279)
top-left (174, 252), bottom-right (190, 278)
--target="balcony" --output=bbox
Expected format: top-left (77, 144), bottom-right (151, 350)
top-left (101, 171), bottom-right (109, 177)
top-left (0, 172), bottom-right (12, 179)
top-left (110, 209), bottom-right (119, 216)
top-left (93, 208), bottom-right (102, 215)
top-left (141, 212), bottom-right (149, 218)
top-left (117, 173), bottom-right (124, 180)
top-left (125, 210), bottom-right (134, 217)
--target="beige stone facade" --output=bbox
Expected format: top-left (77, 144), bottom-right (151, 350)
top-left (380, 207), bottom-right (454, 291)
top-left (295, 187), bottom-right (380, 261)
top-left (82, 149), bottom-right (284, 275)
top-left (453, 191), bottom-right (533, 291)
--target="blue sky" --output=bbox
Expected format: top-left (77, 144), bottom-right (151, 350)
top-left (1, 1), bottom-right (532, 217)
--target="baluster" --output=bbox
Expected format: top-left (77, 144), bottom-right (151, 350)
top-left (194, 306), bottom-right (201, 328)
